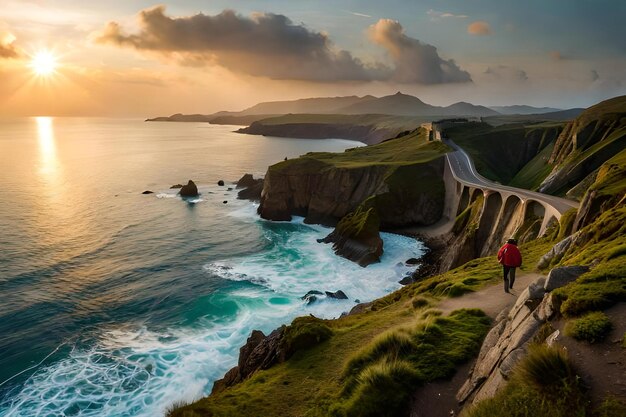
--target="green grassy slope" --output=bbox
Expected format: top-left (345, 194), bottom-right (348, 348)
top-left (271, 128), bottom-right (449, 170)
top-left (538, 95), bottom-right (626, 196)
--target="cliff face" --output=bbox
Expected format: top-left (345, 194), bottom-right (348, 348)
top-left (538, 95), bottom-right (626, 196)
top-left (258, 157), bottom-right (445, 228)
top-left (257, 130), bottom-right (449, 229)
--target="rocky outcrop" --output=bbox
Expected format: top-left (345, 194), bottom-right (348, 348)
top-left (457, 276), bottom-right (550, 405)
top-left (212, 327), bottom-right (286, 394)
top-left (537, 233), bottom-right (579, 269)
top-left (236, 173), bottom-right (264, 202)
top-left (544, 265), bottom-right (589, 291)
top-left (319, 206), bottom-right (383, 267)
top-left (178, 180), bottom-right (199, 197)
top-left (212, 317), bottom-right (333, 394)
top-left (457, 268), bottom-right (589, 406)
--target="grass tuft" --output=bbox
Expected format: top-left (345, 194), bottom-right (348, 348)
top-left (465, 344), bottom-right (587, 417)
top-left (335, 358), bottom-right (421, 417)
top-left (564, 311), bottom-right (613, 343)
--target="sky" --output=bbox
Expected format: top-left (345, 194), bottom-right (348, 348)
top-left (0, 0), bottom-right (624, 116)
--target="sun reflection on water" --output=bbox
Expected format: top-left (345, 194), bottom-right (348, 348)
top-left (36, 116), bottom-right (58, 177)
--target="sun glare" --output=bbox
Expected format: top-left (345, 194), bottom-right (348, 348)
top-left (30, 51), bottom-right (58, 76)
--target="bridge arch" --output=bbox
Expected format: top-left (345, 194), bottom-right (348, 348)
top-left (457, 186), bottom-right (470, 215)
top-left (476, 191), bottom-right (503, 249)
top-left (517, 200), bottom-right (546, 242)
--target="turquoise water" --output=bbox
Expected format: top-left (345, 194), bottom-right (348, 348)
top-left (0, 118), bottom-right (424, 416)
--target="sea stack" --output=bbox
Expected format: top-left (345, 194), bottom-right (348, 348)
top-left (179, 180), bottom-right (199, 197)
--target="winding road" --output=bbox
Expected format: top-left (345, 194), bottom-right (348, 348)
top-left (444, 139), bottom-right (579, 215)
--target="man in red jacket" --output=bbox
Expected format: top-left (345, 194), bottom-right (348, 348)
top-left (497, 238), bottom-right (522, 293)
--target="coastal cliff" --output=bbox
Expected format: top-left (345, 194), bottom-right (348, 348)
top-left (257, 129), bottom-right (448, 227)
top-left (256, 129), bottom-right (448, 265)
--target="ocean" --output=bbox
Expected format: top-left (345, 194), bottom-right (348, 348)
top-left (0, 117), bottom-right (424, 416)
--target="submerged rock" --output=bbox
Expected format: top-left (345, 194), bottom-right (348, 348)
top-left (301, 290), bottom-right (323, 300)
top-left (325, 290), bottom-right (348, 300)
top-left (399, 276), bottom-right (415, 285)
top-left (217, 180), bottom-right (225, 186)
top-left (170, 184), bottom-right (183, 189)
top-left (179, 180), bottom-right (199, 197)
top-left (142, 190), bottom-right (154, 194)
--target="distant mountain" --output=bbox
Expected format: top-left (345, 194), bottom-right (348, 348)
top-left (338, 92), bottom-right (435, 115)
top-left (490, 105), bottom-right (562, 115)
top-left (444, 101), bottom-right (500, 117)
top-left (238, 95), bottom-right (376, 115)
top-left (337, 92), bottom-right (499, 117)
top-left (146, 113), bottom-right (214, 122)
top-left (147, 92), bottom-right (505, 122)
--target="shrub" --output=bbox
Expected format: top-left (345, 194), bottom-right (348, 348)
top-left (342, 329), bottom-right (414, 392)
top-left (336, 359), bottom-right (421, 417)
top-left (411, 296), bottom-right (430, 309)
top-left (281, 316), bottom-right (333, 357)
top-left (515, 344), bottom-right (578, 396)
top-left (564, 311), bottom-right (613, 343)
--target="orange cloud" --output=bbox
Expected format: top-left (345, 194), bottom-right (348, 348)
top-left (0, 31), bottom-right (20, 58)
top-left (467, 21), bottom-right (491, 36)
top-left (369, 19), bottom-right (471, 83)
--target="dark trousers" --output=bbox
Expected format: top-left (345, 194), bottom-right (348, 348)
top-left (503, 266), bottom-right (516, 292)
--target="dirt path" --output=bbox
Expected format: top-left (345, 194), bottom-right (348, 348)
top-left (410, 271), bottom-right (544, 417)
top-left (437, 272), bottom-right (543, 317)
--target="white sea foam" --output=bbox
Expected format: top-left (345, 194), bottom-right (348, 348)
top-left (0, 212), bottom-right (423, 417)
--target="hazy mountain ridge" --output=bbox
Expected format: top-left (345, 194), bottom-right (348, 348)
top-left (490, 105), bottom-right (562, 115)
top-left (148, 93), bottom-right (564, 122)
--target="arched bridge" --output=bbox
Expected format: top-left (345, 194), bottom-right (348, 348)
top-left (443, 139), bottom-right (578, 248)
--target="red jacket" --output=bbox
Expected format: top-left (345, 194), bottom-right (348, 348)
top-left (498, 243), bottom-right (522, 267)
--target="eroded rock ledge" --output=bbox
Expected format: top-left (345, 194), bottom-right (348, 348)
top-left (457, 266), bottom-right (590, 406)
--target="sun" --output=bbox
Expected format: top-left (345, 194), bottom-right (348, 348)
top-left (30, 50), bottom-right (58, 76)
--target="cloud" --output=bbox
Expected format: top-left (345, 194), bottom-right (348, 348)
top-left (467, 21), bottom-right (491, 36)
top-left (95, 6), bottom-right (387, 82)
top-left (427, 9), bottom-right (468, 21)
top-left (95, 7), bottom-right (470, 85)
top-left (369, 19), bottom-right (471, 84)
top-left (484, 65), bottom-right (528, 82)
top-left (0, 31), bottom-right (19, 58)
